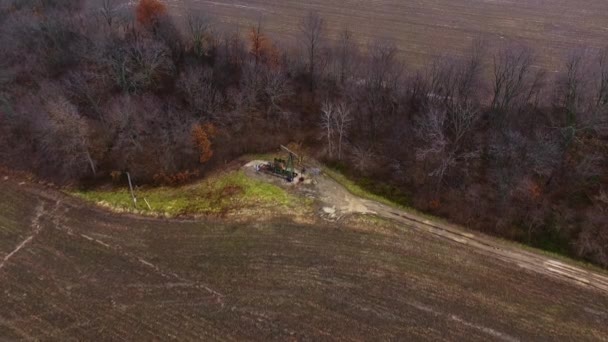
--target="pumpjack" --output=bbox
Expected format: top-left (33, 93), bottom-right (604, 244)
top-left (260, 145), bottom-right (300, 182)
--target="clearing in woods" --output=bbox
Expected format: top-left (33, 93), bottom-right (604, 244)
top-left (166, 0), bottom-right (608, 69)
top-left (1, 163), bottom-right (608, 340)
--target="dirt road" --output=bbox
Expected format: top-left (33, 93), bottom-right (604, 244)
top-left (313, 170), bottom-right (608, 295)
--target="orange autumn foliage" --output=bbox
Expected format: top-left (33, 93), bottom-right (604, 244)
top-left (136, 0), bottom-right (167, 27)
top-left (529, 182), bottom-right (542, 200)
top-left (429, 198), bottom-right (441, 209)
top-left (192, 123), bottom-right (217, 164)
top-left (248, 26), bottom-right (281, 68)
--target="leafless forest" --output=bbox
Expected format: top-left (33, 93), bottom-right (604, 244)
top-left (0, 0), bottom-right (607, 267)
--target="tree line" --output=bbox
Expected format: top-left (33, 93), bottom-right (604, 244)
top-left (0, 0), bottom-right (606, 267)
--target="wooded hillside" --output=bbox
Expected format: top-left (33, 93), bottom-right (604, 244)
top-left (0, 0), bottom-right (606, 267)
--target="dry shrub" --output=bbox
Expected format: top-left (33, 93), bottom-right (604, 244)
top-left (514, 177), bottom-right (543, 202)
top-left (110, 171), bottom-right (122, 183)
top-left (153, 169), bottom-right (199, 186)
top-left (192, 123), bottom-right (217, 164)
top-left (350, 145), bottom-right (376, 175)
top-left (575, 189), bottom-right (608, 266)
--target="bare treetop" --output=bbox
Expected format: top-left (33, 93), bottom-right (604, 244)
top-left (299, 11), bottom-right (325, 93)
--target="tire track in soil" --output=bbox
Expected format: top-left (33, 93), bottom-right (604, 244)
top-left (50, 210), bottom-right (225, 302)
top-left (371, 204), bottom-right (608, 295)
top-left (0, 202), bottom-right (47, 272)
top-left (41, 199), bottom-right (293, 341)
top-left (2, 172), bottom-right (608, 339)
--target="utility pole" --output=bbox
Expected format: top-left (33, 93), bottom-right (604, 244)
top-left (126, 172), bottom-right (137, 208)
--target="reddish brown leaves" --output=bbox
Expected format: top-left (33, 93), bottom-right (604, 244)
top-left (248, 26), bottom-right (281, 68)
top-left (192, 123), bottom-right (217, 164)
top-left (136, 0), bottom-right (167, 28)
top-left (153, 170), bottom-right (200, 186)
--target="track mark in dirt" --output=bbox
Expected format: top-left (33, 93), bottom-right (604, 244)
top-left (135, 256), bottom-right (225, 299)
top-left (0, 203), bottom-right (45, 272)
top-left (36, 198), bottom-right (227, 302)
top-left (174, 0), bottom-right (274, 13)
top-left (55, 224), bottom-right (226, 302)
top-left (80, 234), bottom-right (111, 248)
top-left (544, 260), bottom-right (591, 285)
top-left (408, 301), bottom-right (519, 342)
top-left (382, 208), bottom-right (608, 294)
top-left (449, 315), bottom-right (520, 342)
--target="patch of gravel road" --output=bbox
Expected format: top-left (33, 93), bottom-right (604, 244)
top-left (243, 160), bottom-right (608, 295)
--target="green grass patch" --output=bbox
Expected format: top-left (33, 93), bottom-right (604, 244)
top-left (322, 167), bottom-right (407, 209)
top-left (322, 166), bottom-right (453, 224)
top-left (72, 170), bottom-right (304, 217)
top-left (319, 163), bottom-right (452, 220)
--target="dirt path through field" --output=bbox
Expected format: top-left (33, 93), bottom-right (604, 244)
top-left (240, 161), bottom-right (608, 294)
top-left (311, 171), bottom-right (608, 295)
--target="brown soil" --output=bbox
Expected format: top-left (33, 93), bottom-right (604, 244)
top-left (1, 171), bottom-right (607, 340)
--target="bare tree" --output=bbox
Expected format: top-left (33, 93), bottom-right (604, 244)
top-left (186, 12), bottom-right (214, 58)
top-left (576, 189), bottom-right (608, 267)
top-left (427, 39), bottom-right (486, 110)
top-left (360, 38), bottom-right (401, 144)
top-left (62, 69), bottom-right (107, 121)
top-left (217, 24), bottom-right (246, 68)
top-left (177, 66), bottom-right (223, 118)
top-left (558, 51), bottom-right (586, 131)
top-left (7, 10), bottom-right (85, 74)
top-left (333, 101), bottom-right (352, 160)
top-left (459, 38), bottom-right (486, 104)
top-left (350, 145), bottom-right (376, 174)
top-left (239, 60), bottom-right (263, 109)
top-left (299, 11), bottom-right (325, 93)
top-left (263, 66), bottom-right (292, 120)
top-left (591, 49), bottom-right (608, 136)
top-left (104, 95), bottom-right (142, 171)
top-left (320, 101), bottom-right (335, 157)
top-left (595, 48), bottom-right (608, 109)
top-left (488, 125), bottom-right (561, 213)
top-left (105, 37), bottom-right (175, 93)
top-left (38, 96), bottom-right (96, 178)
top-left (491, 44), bottom-right (536, 114)
top-left (366, 38), bottom-right (401, 90)
top-left (103, 95), bottom-right (195, 178)
top-left (100, 0), bottom-right (117, 28)
top-left (415, 102), bottom-right (480, 191)
top-left (318, 98), bottom-right (353, 160)
top-left (555, 49), bottom-right (608, 141)
top-left (334, 27), bottom-right (358, 85)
